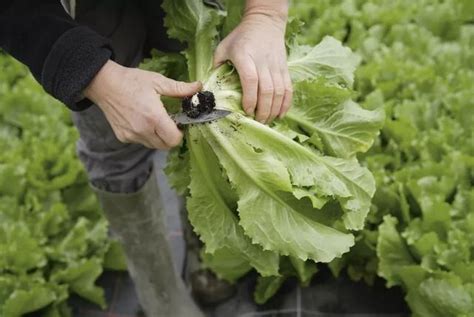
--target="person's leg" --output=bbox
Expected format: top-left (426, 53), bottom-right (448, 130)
top-left (138, 0), bottom-right (236, 305)
top-left (71, 2), bottom-right (203, 316)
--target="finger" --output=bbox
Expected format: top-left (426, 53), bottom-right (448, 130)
top-left (136, 122), bottom-right (170, 149)
top-left (153, 74), bottom-right (202, 97)
top-left (269, 66), bottom-right (285, 122)
top-left (279, 68), bottom-right (293, 118)
top-left (149, 131), bottom-right (170, 150)
top-left (133, 121), bottom-right (170, 150)
top-left (140, 138), bottom-right (166, 150)
top-left (255, 65), bottom-right (274, 123)
top-left (153, 100), bottom-right (184, 147)
top-left (231, 54), bottom-right (258, 115)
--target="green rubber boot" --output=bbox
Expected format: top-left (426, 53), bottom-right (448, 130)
top-left (94, 173), bottom-right (204, 317)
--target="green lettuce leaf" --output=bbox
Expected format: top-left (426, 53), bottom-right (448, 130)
top-left (407, 277), bottom-right (474, 317)
top-left (377, 215), bottom-right (415, 287)
top-left (195, 115), bottom-right (374, 256)
top-left (0, 55), bottom-right (118, 315)
top-left (254, 275), bottom-right (287, 305)
top-left (286, 80), bottom-right (384, 158)
top-left (163, 0), bottom-right (224, 81)
top-left (3, 286), bottom-right (57, 317)
top-left (288, 36), bottom-right (361, 87)
top-left (220, 0), bottom-right (245, 37)
top-left (187, 129), bottom-right (279, 278)
top-left (51, 259), bottom-right (106, 309)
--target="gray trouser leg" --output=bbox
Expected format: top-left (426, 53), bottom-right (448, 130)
top-left (94, 174), bottom-right (204, 317)
top-left (73, 108), bottom-right (204, 317)
top-left (70, 2), bottom-right (204, 316)
top-left (72, 104), bottom-right (154, 193)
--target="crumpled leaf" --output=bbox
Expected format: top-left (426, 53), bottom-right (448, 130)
top-left (2, 285), bottom-right (57, 317)
top-left (288, 36), bottom-right (361, 87)
top-left (0, 274), bottom-right (67, 317)
top-left (286, 80), bottom-right (385, 158)
top-left (0, 222), bottom-right (46, 273)
top-left (51, 259), bottom-right (105, 309)
top-left (0, 54), bottom-right (118, 315)
top-left (406, 277), bottom-right (474, 317)
top-left (377, 215), bottom-right (415, 287)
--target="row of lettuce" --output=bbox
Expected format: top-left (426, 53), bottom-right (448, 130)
top-left (0, 53), bottom-right (125, 317)
top-left (289, 0), bottom-right (473, 316)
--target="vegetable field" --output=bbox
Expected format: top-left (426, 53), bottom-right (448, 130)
top-left (1, 0), bottom-right (473, 316)
top-left (288, 1), bottom-right (474, 316)
top-left (0, 53), bottom-right (126, 316)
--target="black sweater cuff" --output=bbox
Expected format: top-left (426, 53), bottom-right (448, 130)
top-left (41, 26), bottom-right (112, 111)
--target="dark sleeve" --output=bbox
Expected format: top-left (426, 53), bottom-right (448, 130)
top-left (0, 0), bottom-right (113, 111)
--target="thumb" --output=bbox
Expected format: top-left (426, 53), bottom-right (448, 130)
top-left (157, 75), bottom-right (202, 97)
top-left (213, 44), bottom-right (228, 68)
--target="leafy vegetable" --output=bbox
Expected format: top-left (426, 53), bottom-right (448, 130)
top-left (290, 1), bottom-right (474, 316)
top-left (142, 0), bottom-right (383, 301)
top-left (0, 53), bottom-right (125, 317)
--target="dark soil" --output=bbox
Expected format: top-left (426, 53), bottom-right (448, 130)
top-left (182, 91), bottom-right (216, 118)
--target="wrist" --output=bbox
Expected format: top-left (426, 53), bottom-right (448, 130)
top-left (243, 1), bottom-right (288, 26)
top-left (83, 60), bottom-right (123, 104)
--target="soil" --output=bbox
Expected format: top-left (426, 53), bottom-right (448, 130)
top-left (182, 91), bottom-right (216, 118)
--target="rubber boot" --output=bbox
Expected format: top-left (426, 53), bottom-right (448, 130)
top-left (94, 173), bottom-right (205, 317)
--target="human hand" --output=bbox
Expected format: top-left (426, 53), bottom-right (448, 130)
top-left (84, 60), bottom-right (202, 149)
top-left (213, 2), bottom-right (292, 123)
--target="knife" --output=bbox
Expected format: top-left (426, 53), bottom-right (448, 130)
top-left (172, 109), bottom-right (232, 126)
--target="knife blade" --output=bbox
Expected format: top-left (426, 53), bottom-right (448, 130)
top-left (172, 109), bottom-right (232, 126)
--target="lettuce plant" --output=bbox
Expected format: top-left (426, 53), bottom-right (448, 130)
top-left (290, 1), bottom-right (474, 316)
top-left (147, 0), bottom-right (384, 302)
top-left (0, 54), bottom-right (126, 317)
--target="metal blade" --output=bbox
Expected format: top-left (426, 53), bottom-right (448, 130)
top-left (172, 109), bottom-right (232, 126)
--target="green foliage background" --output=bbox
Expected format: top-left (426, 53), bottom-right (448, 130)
top-left (0, 53), bottom-right (125, 317)
top-left (289, 0), bottom-right (474, 315)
